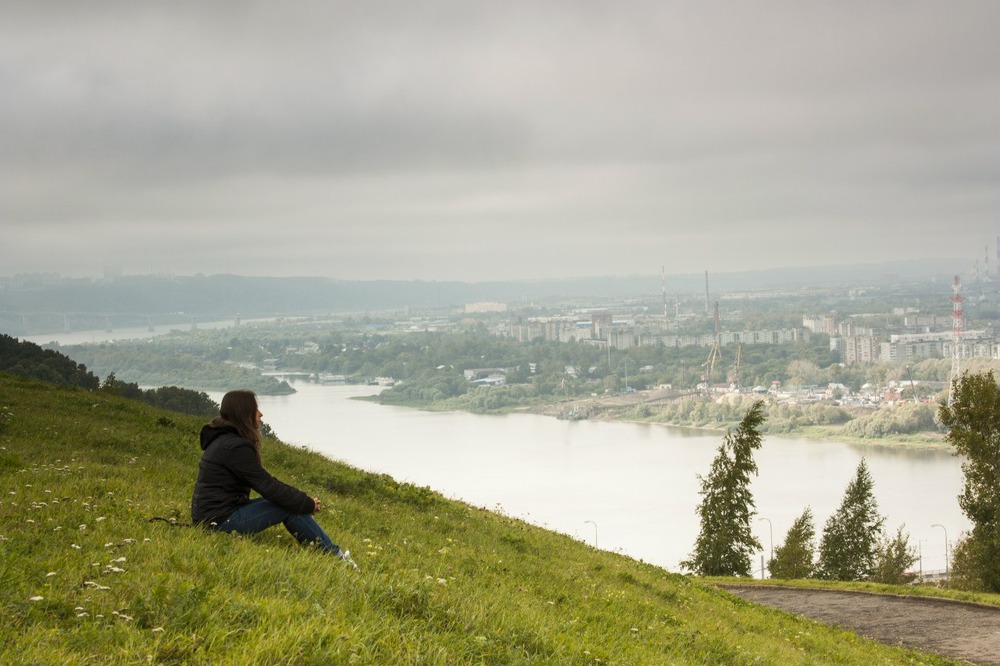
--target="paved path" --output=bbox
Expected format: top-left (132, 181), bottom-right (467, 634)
top-left (721, 585), bottom-right (1000, 665)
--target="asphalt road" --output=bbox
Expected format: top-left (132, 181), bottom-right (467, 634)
top-left (721, 585), bottom-right (1000, 665)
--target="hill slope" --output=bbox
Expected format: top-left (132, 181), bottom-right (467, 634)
top-left (0, 373), bottom-right (955, 664)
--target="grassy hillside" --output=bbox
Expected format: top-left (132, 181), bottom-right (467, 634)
top-left (0, 373), bottom-right (956, 665)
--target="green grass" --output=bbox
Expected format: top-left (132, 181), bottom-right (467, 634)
top-left (0, 373), bottom-right (961, 664)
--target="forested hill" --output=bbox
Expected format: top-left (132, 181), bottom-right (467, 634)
top-left (0, 334), bottom-right (216, 417)
top-left (0, 333), bottom-right (99, 389)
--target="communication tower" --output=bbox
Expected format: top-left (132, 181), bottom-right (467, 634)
top-left (948, 275), bottom-right (964, 406)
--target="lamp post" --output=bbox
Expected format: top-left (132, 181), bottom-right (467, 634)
top-left (932, 523), bottom-right (949, 577)
top-left (758, 517), bottom-right (773, 576)
top-left (584, 520), bottom-right (598, 548)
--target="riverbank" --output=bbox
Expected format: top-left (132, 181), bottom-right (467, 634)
top-left (515, 391), bottom-right (950, 450)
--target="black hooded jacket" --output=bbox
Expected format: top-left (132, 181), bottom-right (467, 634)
top-left (190, 424), bottom-right (316, 526)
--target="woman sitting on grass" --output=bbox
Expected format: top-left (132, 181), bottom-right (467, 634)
top-left (191, 389), bottom-right (354, 566)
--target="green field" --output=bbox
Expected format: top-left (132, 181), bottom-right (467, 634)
top-left (0, 373), bottom-right (962, 664)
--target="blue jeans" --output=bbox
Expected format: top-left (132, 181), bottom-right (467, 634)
top-left (214, 498), bottom-right (340, 554)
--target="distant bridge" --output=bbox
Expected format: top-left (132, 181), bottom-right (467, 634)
top-left (1, 311), bottom-right (205, 334)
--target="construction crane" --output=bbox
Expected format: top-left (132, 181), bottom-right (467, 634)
top-left (701, 301), bottom-right (723, 389)
top-left (728, 342), bottom-right (742, 389)
top-left (703, 340), bottom-right (721, 385)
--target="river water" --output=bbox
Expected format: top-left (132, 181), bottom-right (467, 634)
top-left (22, 318), bottom-right (269, 347)
top-left (215, 380), bottom-right (968, 575)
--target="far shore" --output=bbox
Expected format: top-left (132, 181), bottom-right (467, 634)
top-left (521, 401), bottom-right (950, 451)
top-left (369, 386), bottom-right (954, 452)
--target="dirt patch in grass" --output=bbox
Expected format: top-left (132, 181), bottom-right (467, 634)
top-left (722, 585), bottom-right (1000, 665)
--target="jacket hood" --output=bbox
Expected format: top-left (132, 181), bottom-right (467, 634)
top-left (199, 424), bottom-right (240, 451)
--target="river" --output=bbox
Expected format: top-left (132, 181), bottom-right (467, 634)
top-left (211, 380), bottom-right (968, 575)
top-left (22, 317), bottom-right (269, 347)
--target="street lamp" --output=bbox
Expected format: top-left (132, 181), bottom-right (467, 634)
top-left (584, 520), bottom-right (598, 548)
top-left (759, 517), bottom-right (773, 572)
top-left (932, 523), bottom-right (949, 577)
top-left (917, 540), bottom-right (924, 581)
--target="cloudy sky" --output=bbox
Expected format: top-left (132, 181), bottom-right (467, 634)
top-left (2, 1), bottom-right (998, 282)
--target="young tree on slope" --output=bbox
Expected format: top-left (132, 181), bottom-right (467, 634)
top-left (938, 370), bottom-right (1000, 592)
top-left (768, 507), bottom-right (816, 580)
top-left (816, 458), bottom-right (886, 581)
top-left (874, 526), bottom-right (918, 584)
top-left (683, 400), bottom-right (765, 577)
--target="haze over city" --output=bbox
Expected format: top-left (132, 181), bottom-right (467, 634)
top-left (2, 1), bottom-right (998, 282)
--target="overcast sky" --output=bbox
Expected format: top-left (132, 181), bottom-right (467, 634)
top-left (1, 1), bottom-right (997, 282)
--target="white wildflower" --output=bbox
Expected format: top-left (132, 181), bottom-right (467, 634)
top-left (45, 572), bottom-right (57, 577)
top-left (29, 596), bottom-right (43, 602)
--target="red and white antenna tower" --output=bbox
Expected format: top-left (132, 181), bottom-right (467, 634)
top-left (949, 274), bottom-right (965, 406)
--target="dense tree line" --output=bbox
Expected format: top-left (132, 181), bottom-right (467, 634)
top-left (1, 333), bottom-right (99, 389)
top-left (840, 402), bottom-right (937, 438)
top-left (939, 371), bottom-right (1000, 593)
top-left (0, 334), bottom-right (217, 418)
top-left (100, 373), bottom-right (218, 417)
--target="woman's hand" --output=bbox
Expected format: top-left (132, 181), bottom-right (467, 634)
top-left (312, 497), bottom-right (322, 514)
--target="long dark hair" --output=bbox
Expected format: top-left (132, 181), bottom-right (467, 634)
top-left (209, 390), bottom-right (261, 457)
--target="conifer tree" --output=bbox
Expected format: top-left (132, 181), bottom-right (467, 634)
top-left (938, 370), bottom-right (1000, 592)
top-left (683, 401), bottom-right (765, 577)
top-left (816, 458), bottom-right (885, 581)
top-left (768, 507), bottom-right (815, 579)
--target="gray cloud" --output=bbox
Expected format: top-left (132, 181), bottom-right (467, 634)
top-left (1, 1), bottom-right (997, 281)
